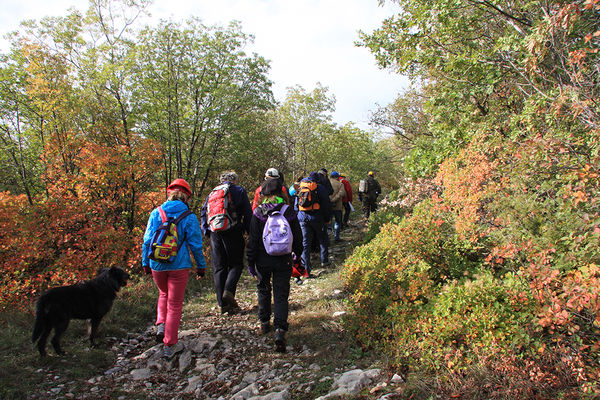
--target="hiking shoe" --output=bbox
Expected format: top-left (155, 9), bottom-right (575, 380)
top-left (222, 290), bottom-right (240, 314)
top-left (220, 304), bottom-right (231, 314)
top-left (261, 321), bottom-right (272, 334)
top-left (274, 329), bottom-right (286, 353)
top-left (155, 323), bottom-right (165, 344)
top-left (163, 342), bottom-right (184, 359)
top-left (223, 290), bottom-right (235, 304)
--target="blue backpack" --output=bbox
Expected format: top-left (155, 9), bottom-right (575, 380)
top-left (149, 207), bottom-right (192, 263)
top-left (262, 205), bottom-right (293, 256)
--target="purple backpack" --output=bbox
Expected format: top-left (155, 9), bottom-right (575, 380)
top-left (262, 205), bottom-right (293, 256)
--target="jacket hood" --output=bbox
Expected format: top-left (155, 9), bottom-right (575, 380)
top-left (160, 200), bottom-right (190, 213)
top-left (253, 203), bottom-right (290, 222)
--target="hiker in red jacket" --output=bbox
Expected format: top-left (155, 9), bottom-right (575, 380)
top-left (339, 173), bottom-right (353, 228)
top-left (252, 168), bottom-right (290, 210)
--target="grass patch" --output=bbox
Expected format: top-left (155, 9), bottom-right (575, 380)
top-left (0, 276), bottom-right (157, 400)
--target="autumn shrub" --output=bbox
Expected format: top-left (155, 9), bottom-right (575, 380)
top-left (345, 198), bottom-right (482, 349)
top-left (0, 196), bottom-right (136, 309)
top-left (416, 272), bottom-right (535, 369)
top-left (345, 133), bottom-right (600, 397)
top-left (0, 137), bottom-right (164, 310)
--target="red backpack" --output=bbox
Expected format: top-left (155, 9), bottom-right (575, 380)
top-left (207, 183), bottom-right (237, 232)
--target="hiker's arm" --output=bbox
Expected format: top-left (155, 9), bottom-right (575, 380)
top-left (319, 185), bottom-right (333, 222)
top-left (290, 217), bottom-right (303, 256)
top-left (246, 214), bottom-right (260, 267)
top-left (239, 188), bottom-right (252, 234)
top-left (199, 198), bottom-right (210, 237)
top-left (187, 214), bottom-right (207, 270)
top-left (141, 209), bottom-right (159, 267)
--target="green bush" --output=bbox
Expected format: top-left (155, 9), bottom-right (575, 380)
top-left (362, 203), bottom-right (407, 243)
top-left (344, 199), bottom-right (482, 349)
top-left (417, 272), bottom-right (535, 371)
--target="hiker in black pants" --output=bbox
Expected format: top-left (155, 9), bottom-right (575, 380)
top-left (201, 171), bottom-right (252, 314)
top-left (360, 171), bottom-right (381, 220)
top-left (246, 179), bottom-right (303, 353)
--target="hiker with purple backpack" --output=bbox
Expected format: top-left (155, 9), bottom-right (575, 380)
top-left (246, 178), bottom-right (303, 353)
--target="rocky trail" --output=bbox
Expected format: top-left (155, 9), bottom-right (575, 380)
top-left (29, 221), bottom-right (405, 400)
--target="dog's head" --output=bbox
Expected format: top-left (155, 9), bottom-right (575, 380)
top-left (100, 267), bottom-right (130, 292)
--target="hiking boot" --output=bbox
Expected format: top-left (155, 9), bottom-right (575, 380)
top-left (155, 323), bottom-right (165, 344)
top-left (260, 321), bottom-right (271, 334)
top-left (163, 342), bottom-right (184, 359)
top-left (321, 261), bottom-right (331, 268)
top-left (222, 290), bottom-right (240, 312)
top-left (220, 304), bottom-right (231, 314)
top-left (274, 329), bottom-right (286, 353)
top-left (223, 290), bottom-right (235, 304)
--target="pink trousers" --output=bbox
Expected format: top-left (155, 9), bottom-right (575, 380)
top-left (152, 269), bottom-right (189, 345)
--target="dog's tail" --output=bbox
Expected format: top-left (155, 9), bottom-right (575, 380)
top-left (31, 297), bottom-right (46, 344)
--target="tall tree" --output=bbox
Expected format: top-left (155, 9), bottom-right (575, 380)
top-left (132, 19), bottom-right (273, 204)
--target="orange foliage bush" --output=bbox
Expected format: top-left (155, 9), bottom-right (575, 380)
top-left (344, 133), bottom-right (600, 396)
top-left (0, 135), bottom-right (164, 310)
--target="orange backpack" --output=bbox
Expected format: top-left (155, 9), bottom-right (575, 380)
top-left (297, 181), bottom-right (320, 211)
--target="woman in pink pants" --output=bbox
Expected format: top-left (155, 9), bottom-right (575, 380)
top-left (142, 179), bottom-right (207, 358)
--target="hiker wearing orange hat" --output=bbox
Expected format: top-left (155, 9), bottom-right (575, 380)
top-left (142, 178), bottom-right (206, 358)
top-left (166, 178), bottom-right (192, 197)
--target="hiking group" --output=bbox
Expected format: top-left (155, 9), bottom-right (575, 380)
top-left (141, 168), bottom-right (381, 356)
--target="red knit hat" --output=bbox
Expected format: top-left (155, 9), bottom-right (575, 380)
top-left (167, 178), bottom-right (192, 197)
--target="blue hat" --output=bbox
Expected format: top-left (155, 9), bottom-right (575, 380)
top-left (330, 171), bottom-right (339, 178)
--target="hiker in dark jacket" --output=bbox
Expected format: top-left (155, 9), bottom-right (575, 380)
top-left (200, 171), bottom-right (252, 314)
top-left (247, 178), bottom-right (303, 353)
top-left (318, 168), bottom-right (334, 195)
top-left (295, 171), bottom-right (333, 274)
top-left (361, 171), bottom-right (381, 219)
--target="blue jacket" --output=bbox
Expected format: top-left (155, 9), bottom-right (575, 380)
top-left (200, 182), bottom-right (252, 235)
top-left (142, 200), bottom-right (207, 271)
top-left (294, 178), bottom-right (333, 223)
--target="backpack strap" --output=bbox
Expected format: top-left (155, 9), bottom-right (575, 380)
top-left (173, 209), bottom-right (193, 247)
top-left (267, 203), bottom-right (288, 217)
top-left (173, 209), bottom-right (193, 224)
top-left (158, 206), bottom-right (167, 223)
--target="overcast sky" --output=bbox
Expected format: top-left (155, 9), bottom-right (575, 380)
top-left (0, 0), bottom-right (409, 130)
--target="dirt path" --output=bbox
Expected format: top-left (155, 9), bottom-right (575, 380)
top-left (29, 220), bottom-right (402, 400)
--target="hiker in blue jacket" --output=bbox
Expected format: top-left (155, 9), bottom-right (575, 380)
top-left (247, 178), bottom-right (303, 353)
top-left (142, 178), bottom-right (207, 358)
top-left (200, 171), bottom-right (252, 314)
top-left (295, 171), bottom-right (333, 275)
